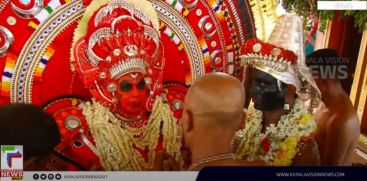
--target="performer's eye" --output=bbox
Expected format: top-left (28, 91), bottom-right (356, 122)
top-left (120, 81), bottom-right (133, 92)
top-left (137, 79), bottom-right (146, 90)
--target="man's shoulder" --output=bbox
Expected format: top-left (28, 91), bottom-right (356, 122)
top-left (326, 111), bottom-right (359, 136)
top-left (327, 109), bottom-right (358, 125)
top-left (330, 98), bottom-right (357, 120)
top-left (319, 100), bottom-right (354, 122)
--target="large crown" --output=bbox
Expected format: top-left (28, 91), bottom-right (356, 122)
top-left (75, 0), bottom-right (162, 79)
top-left (267, 14), bottom-right (321, 97)
top-left (85, 20), bottom-right (161, 78)
top-left (72, 0), bottom-right (163, 108)
top-left (240, 14), bottom-right (321, 102)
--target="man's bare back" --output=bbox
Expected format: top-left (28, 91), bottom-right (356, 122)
top-left (315, 97), bottom-right (360, 165)
top-left (307, 48), bottom-right (361, 166)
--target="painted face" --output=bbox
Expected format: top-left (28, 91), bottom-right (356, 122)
top-left (249, 68), bottom-right (286, 111)
top-left (114, 72), bottom-right (149, 119)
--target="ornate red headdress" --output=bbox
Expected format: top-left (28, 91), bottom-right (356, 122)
top-left (72, 0), bottom-right (163, 111)
top-left (240, 14), bottom-right (322, 99)
top-left (240, 37), bottom-right (301, 92)
top-left (240, 38), bottom-right (297, 71)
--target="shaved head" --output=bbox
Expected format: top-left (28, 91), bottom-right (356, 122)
top-left (182, 72), bottom-right (246, 155)
top-left (185, 72), bottom-right (245, 127)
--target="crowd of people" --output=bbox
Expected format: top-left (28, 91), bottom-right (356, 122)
top-left (0, 0), bottom-right (361, 171)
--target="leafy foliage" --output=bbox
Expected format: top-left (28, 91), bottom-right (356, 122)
top-left (281, 0), bottom-right (367, 32)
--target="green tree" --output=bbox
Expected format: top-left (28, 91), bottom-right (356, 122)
top-left (281, 0), bottom-right (367, 32)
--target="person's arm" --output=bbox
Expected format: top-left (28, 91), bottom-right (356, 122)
top-left (292, 139), bottom-right (320, 166)
top-left (321, 117), bottom-right (350, 165)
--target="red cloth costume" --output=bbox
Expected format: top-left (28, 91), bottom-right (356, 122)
top-left (0, 0), bottom-right (264, 170)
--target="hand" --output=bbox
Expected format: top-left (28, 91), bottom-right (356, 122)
top-left (181, 148), bottom-right (191, 169)
top-left (151, 151), bottom-right (181, 171)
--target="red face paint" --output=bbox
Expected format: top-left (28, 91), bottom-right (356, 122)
top-left (114, 72), bottom-right (149, 120)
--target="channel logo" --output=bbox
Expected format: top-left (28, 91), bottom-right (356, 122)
top-left (1, 145), bottom-right (23, 180)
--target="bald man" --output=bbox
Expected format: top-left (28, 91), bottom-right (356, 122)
top-left (182, 72), bottom-right (264, 170)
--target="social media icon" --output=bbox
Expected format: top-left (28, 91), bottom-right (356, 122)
top-left (48, 174), bottom-right (54, 180)
top-left (55, 174), bottom-right (62, 180)
top-left (40, 174), bottom-right (47, 180)
top-left (33, 174), bottom-right (39, 180)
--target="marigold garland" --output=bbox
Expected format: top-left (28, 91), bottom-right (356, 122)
top-left (234, 98), bottom-right (316, 166)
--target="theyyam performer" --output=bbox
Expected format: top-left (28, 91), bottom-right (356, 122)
top-left (233, 14), bottom-right (321, 166)
top-left (55, 0), bottom-right (182, 171)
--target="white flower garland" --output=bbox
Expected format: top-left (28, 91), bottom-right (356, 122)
top-left (82, 96), bottom-right (182, 170)
top-left (234, 98), bottom-right (317, 166)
